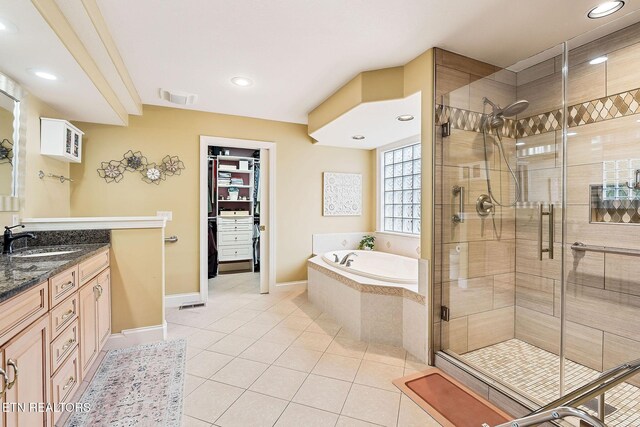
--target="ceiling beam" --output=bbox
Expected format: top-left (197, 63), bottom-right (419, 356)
top-left (31, 0), bottom-right (129, 125)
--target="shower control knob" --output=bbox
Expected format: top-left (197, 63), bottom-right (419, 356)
top-left (476, 194), bottom-right (494, 217)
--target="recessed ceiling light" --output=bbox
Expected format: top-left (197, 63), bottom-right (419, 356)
top-left (0, 19), bottom-right (18, 33)
top-left (588, 1), bottom-right (624, 19)
top-left (29, 69), bottom-right (58, 80)
top-left (567, 132), bottom-right (577, 136)
top-left (230, 76), bottom-right (253, 87)
top-left (352, 135), bottom-right (365, 140)
top-left (396, 114), bottom-right (414, 122)
top-left (515, 141), bottom-right (525, 146)
top-left (589, 56), bottom-right (608, 65)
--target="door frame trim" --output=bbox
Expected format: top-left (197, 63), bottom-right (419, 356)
top-left (199, 136), bottom-right (276, 300)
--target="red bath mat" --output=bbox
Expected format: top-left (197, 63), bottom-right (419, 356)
top-left (393, 368), bottom-right (512, 427)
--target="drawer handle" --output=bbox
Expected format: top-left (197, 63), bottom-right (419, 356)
top-left (61, 309), bottom-right (74, 322)
top-left (7, 359), bottom-right (17, 389)
top-left (0, 368), bottom-right (8, 397)
top-left (62, 376), bottom-right (75, 391)
top-left (61, 338), bottom-right (76, 354)
top-left (60, 281), bottom-right (74, 292)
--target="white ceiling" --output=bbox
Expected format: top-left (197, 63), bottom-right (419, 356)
top-left (96, 0), bottom-right (640, 124)
top-left (311, 93), bottom-right (421, 149)
top-left (2, 1), bottom-right (640, 126)
top-left (0, 0), bottom-right (122, 124)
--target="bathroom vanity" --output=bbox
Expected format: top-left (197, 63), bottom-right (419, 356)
top-left (0, 243), bottom-right (110, 426)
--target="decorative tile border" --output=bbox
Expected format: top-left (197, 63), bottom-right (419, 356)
top-left (436, 87), bottom-right (640, 139)
top-left (307, 260), bottom-right (426, 305)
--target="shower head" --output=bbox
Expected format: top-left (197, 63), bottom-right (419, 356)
top-left (482, 98), bottom-right (529, 130)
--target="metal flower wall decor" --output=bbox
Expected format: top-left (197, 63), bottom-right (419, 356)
top-left (97, 150), bottom-right (185, 184)
top-left (0, 139), bottom-right (13, 165)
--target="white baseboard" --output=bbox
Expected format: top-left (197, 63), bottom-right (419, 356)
top-left (274, 280), bottom-right (308, 292)
top-left (104, 322), bottom-right (167, 350)
top-left (165, 292), bottom-right (203, 308)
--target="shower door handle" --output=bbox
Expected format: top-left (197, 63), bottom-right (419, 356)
top-left (539, 203), bottom-right (554, 260)
top-left (452, 186), bottom-right (464, 224)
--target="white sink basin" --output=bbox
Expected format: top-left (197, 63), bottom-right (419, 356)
top-left (12, 250), bottom-right (79, 258)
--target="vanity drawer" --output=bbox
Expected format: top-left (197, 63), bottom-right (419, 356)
top-left (218, 216), bottom-right (252, 224)
top-left (0, 282), bottom-right (48, 347)
top-left (49, 265), bottom-right (78, 308)
top-left (50, 293), bottom-right (78, 339)
top-left (218, 245), bottom-right (253, 261)
top-left (51, 319), bottom-right (79, 374)
top-left (218, 230), bottom-right (253, 246)
top-left (51, 347), bottom-right (81, 424)
top-left (79, 249), bottom-right (109, 285)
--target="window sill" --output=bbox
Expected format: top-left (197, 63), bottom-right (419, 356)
top-left (375, 231), bottom-right (420, 239)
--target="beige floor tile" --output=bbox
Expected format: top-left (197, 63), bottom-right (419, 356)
top-left (239, 339), bottom-right (288, 364)
top-left (364, 343), bottom-right (406, 367)
top-left (306, 318), bottom-right (342, 336)
top-left (183, 380), bottom-right (243, 423)
top-left (342, 384), bottom-right (401, 427)
top-left (215, 391), bottom-right (288, 427)
top-left (205, 317), bottom-right (249, 333)
top-left (335, 416), bottom-right (382, 426)
top-left (404, 353), bottom-right (428, 372)
top-left (249, 365), bottom-right (307, 400)
top-left (184, 374), bottom-right (206, 396)
top-left (291, 331), bottom-right (334, 352)
top-left (166, 323), bottom-right (199, 340)
top-left (210, 357), bottom-right (269, 388)
top-left (292, 374), bottom-right (352, 413)
top-left (273, 347), bottom-right (324, 372)
top-left (354, 360), bottom-right (404, 393)
top-left (279, 315), bottom-right (314, 330)
top-left (312, 353), bottom-right (362, 382)
top-left (275, 402), bottom-right (339, 427)
top-left (187, 329), bottom-right (227, 349)
top-left (232, 320), bottom-right (274, 339)
top-left (260, 326), bottom-right (303, 346)
top-left (207, 334), bottom-right (256, 356)
top-left (326, 337), bottom-right (368, 359)
top-left (181, 415), bottom-right (212, 427)
top-left (224, 308), bottom-right (262, 322)
top-left (186, 346), bottom-right (204, 361)
top-left (397, 395), bottom-right (442, 427)
top-left (186, 350), bottom-right (233, 378)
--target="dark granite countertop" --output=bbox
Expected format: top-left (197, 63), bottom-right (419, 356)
top-left (0, 243), bottom-right (110, 304)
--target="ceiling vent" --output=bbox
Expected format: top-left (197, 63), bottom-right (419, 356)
top-left (159, 89), bottom-right (198, 105)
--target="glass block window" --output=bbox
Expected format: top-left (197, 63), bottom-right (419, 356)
top-left (382, 143), bottom-right (421, 234)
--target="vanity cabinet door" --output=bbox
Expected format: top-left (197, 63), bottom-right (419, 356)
top-left (3, 315), bottom-right (50, 427)
top-left (78, 280), bottom-right (98, 379)
top-left (96, 269), bottom-right (111, 352)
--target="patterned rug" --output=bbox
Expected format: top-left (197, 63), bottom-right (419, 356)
top-left (66, 339), bottom-right (186, 427)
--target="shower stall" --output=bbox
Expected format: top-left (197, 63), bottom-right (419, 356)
top-left (433, 20), bottom-right (640, 426)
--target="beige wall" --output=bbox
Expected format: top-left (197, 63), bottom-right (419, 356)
top-left (0, 93), bottom-right (70, 226)
top-left (71, 105), bottom-right (375, 295)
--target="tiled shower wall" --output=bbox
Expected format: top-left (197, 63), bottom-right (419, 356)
top-left (514, 23), bottom-right (640, 387)
top-left (434, 48), bottom-right (518, 355)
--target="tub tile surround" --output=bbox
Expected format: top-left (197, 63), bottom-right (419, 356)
top-left (311, 231), bottom-right (421, 259)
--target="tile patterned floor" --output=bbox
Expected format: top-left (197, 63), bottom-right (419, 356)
top-left (462, 339), bottom-right (640, 427)
top-left (169, 272), bottom-right (442, 427)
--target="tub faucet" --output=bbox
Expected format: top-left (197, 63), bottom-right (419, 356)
top-left (3, 225), bottom-right (36, 254)
top-left (340, 252), bottom-right (357, 265)
top-left (345, 259), bottom-right (355, 267)
top-left (332, 253), bottom-right (339, 263)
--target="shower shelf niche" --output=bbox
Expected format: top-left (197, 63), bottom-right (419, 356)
top-left (590, 185), bottom-right (640, 224)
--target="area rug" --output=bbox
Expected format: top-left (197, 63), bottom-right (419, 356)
top-left (66, 339), bottom-right (186, 427)
top-left (393, 368), bottom-right (512, 427)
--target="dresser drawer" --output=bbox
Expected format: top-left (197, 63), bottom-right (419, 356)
top-left (218, 245), bottom-right (253, 261)
top-left (51, 319), bottom-right (79, 374)
top-left (50, 293), bottom-right (78, 339)
top-left (218, 230), bottom-right (253, 246)
top-left (0, 282), bottom-right (48, 347)
top-left (79, 249), bottom-right (109, 286)
top-left (218, 216), bottom-right (252, 224)
top-left (218, 223), bottom-right (253, 232)
top-left (49, 266), bottom-right (78, 308)
top-left (51, 347), bottom-right (81, 424)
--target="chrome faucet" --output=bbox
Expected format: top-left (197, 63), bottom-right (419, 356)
top-left (339, 252), bottom-right (357, 265)
top-left (345, 259), bottom-right (355, 267)
top-left (3, 225), bottom-right (36, 254)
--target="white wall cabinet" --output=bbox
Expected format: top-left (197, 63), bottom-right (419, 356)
top-left (40, 118), bottom-right (84, 163)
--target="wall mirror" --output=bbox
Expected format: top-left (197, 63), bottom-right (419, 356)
top-left (0, 72), bottom-right (26, 211)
